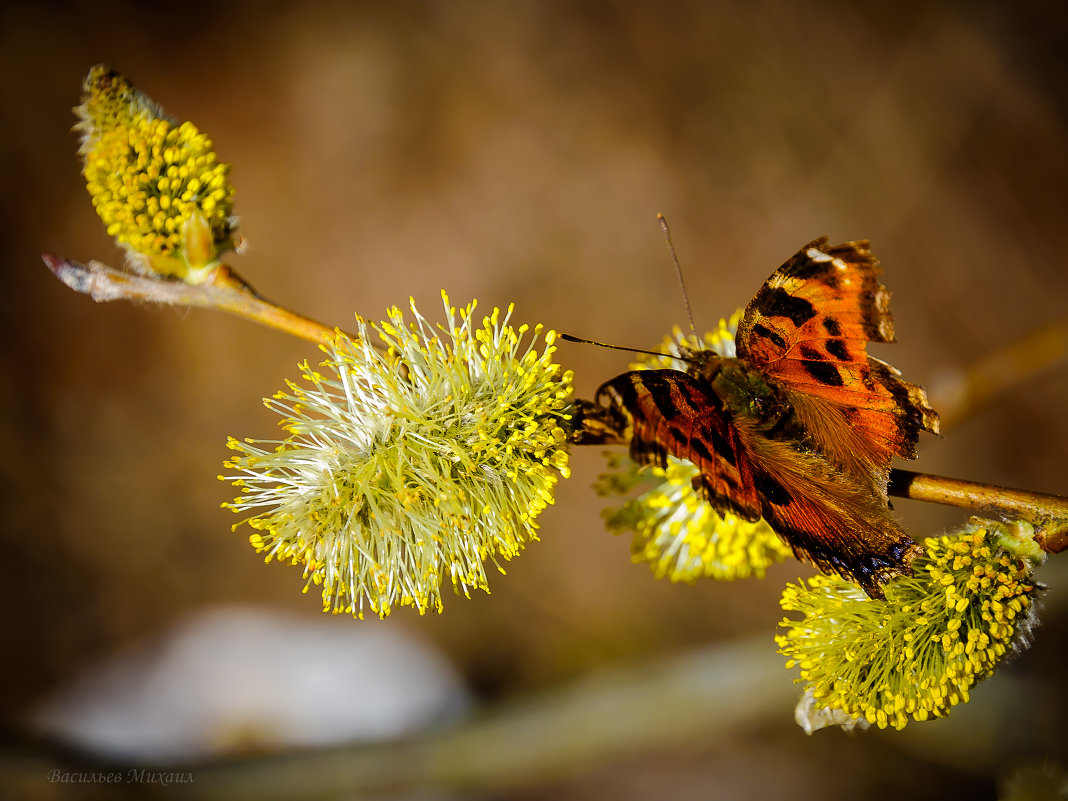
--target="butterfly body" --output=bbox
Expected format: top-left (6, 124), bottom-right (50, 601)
top-left (706, 357), bottom-right (799, 436)
top-left (575, 238), bottom-right (940, 598)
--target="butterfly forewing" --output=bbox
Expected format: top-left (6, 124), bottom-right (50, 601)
top-left (736, 238), bottom-right (939, 483)
top-left (594, 370), bottom-right (762, 522)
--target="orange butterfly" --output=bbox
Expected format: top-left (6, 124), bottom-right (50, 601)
top-left (573, 238), bottom-right (940, 597)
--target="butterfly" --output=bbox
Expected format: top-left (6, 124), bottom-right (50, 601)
top-left (572, 238), bottom-right (941, 598)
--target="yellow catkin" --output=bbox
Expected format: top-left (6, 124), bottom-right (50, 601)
top-left (76, 65), bottom-right (236, 281)
top-left (222, 294), bottom-right (573, 618)
top-left (778, 521), bottom-right (1041, 731)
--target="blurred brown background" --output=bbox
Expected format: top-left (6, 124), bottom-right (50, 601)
top-left (3, 1), bottom-right (1068, 798)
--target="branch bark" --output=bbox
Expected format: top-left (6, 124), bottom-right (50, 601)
top-left (41, 254), bottom-right (338, 345)
top-left (888, 469), bottom-right (1068, 553)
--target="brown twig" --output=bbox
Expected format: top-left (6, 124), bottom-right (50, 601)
top-left (41, 254), bottom-right (339, 345)
top-left (888, 469), bottom-right (1068, 553)
top-left (927, 321), bottom-right (1068, 428)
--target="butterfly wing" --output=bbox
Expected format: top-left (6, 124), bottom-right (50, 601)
top-left (735, 419), bottom-right (920, 597)
top-left (575, 368), bottom-right (918, 597)
top-left (735, 238), bottom-right (939, 483)
top-left (579, 369), bottom-right (763, 522)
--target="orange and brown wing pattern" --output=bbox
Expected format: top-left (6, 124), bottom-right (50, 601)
top-left (574, 368), bottom-right (920, 597)
top-left (736, 420), bottom-right (921, 597)
top-left (584, 370), bottom-right (763, 522)
top-left (735, 238), bottom-right (939, 480)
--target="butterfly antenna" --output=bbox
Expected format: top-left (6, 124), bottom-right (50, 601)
top-left (657, 213), bottom-right (699, 340)
top-left (559, 333), bottom-right (691, 363)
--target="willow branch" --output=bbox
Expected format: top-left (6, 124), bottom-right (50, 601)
top-left (929, 321), bottom-right (1068, 428)
top-left (41, 254), bottom-right (339, 345)
top-left (888, 469), bottom-right (1068, 553)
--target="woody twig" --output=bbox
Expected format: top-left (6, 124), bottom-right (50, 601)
top-left (888, 469), bottom-right (1068, 553)
top-left (41, 254), bottom-right (338, 345)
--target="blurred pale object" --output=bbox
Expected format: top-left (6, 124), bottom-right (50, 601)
top-left (30, 605), bottom-right (469, 760)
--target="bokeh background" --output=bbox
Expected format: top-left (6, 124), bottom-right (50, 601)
top-left (3, 1), bottom-right (1068, 798)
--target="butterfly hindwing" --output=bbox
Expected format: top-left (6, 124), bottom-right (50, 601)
top-left (735, 238), bottom-right (939, 483)
top-left (735, 419), bottom-right (921, 597)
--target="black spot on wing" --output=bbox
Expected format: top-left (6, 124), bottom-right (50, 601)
top-left (569, 398), bottom-right (629, 446)
top-left (786, 258), bottom-right (831, 280)
top-left (649, 386), bottom-right (683, 422)
top-left (752, 287), bottom-right (818, 327)
top-left (754, 471), bottom-right (793, 506)
top-left (798, 344), bottom-right (822, 361)
top-left (801, 358), bottom-right (845, 387)
top-left (689, 437), bottom-right (712, 462)
top-left (822, 316), bottom-right (842, 336)
top-left (599, 373), bottom-right (639, 410)
top-left (668, 426), bottom-right (689, 445)
top-left (705, 425), bottom-right (737, 467)
top-left (783, 253), bottom-right (840, 289)
top-left (752, 323), bottom-right (786, 350)
top-left (826, 339), bottom-right (850, 361)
